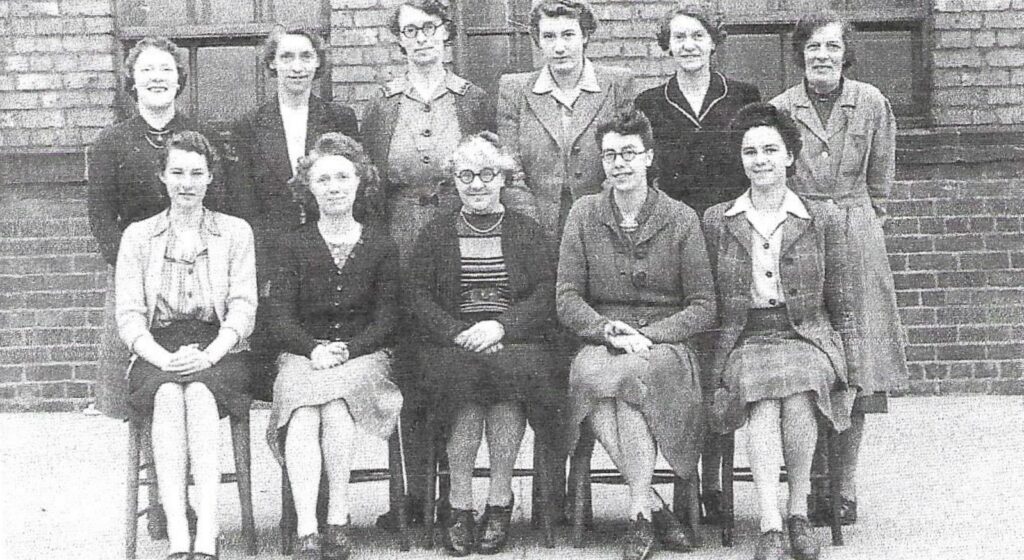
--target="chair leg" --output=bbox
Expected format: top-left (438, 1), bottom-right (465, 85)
top-left (826, 429), bottom-right (844, 546)
top-left (126, 420), bottom-right (142, 560)
top-left (387, 432), bottom-right (411, 551)
top-left (280, 468), bottom-right (296, 555)
top-left (423, 431), bottom-right (438, 549)
top-left (142, 424), bottom-right (167, 540)
top-left (720, 433), bottom-right (736, 547)
top-left (230, 415), bottom-right (257, 556)
top-left (569, 435), bottom-right (591, 548)
top-left (534, 433), bottom-right (556, 548)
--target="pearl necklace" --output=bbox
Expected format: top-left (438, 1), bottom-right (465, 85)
top-left (460, 209), bottom-right (505, 234)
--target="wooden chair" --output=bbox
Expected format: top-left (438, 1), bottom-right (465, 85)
top-left (719, 427), bottom-right (844, 547)
top-left (125, 412), bottom-right (256, 559)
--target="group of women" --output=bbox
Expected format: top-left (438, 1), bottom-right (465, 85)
top-left (88, 1), bottom-right (908, 560)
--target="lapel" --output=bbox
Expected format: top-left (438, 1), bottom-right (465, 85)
top-left (525, 69), bottom-right (567, 149)
top-left (723, 211), bottom-right (754, 260)
top-left (305, 96), bottom-right (327, 153)
top-left (789, 87), bottom-right (829, 145)
top-left (563, 68), bottom-right (611, 150)
top-left (631, 190), bottom-right (670, 246)
top-left (256, 100), bottom-right (292, 186)
top-left (778, 213), bottom-right (812, 258)
top-left (378, 92), bottom-right (403, 168)
top-left (826, 82), bottom-right (857, 141)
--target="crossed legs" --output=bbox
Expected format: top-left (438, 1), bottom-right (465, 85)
top-left (588, 398), bottom-right (659, 518)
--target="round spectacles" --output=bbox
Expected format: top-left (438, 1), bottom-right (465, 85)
top-left (601, 148), bottom-right (646, 164)
top-left (400, 21), bottom-right (442, 39)
top-left (455, 168), bottom-right (499, 184)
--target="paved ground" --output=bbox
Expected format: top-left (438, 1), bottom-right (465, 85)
top-left (2, 395), bottom-right (1024, 560)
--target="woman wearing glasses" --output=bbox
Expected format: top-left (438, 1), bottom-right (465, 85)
top-left (406, 132), bottom-right (560, 556)
top-left (558, 110), bottom-right (715, 560)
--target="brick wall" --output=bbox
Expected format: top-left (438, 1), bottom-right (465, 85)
top-left (0, 0), bottom-right (118, 149)
top-left (933, 0), bottom-right (1024, 125)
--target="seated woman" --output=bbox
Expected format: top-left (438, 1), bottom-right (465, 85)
top-left (406, 132), bottom-right (561, 556)
top-left (265, 133), bottom-right (403, 560)
top-left (701, 103), bottom-right (859, 560)
top-left (557, 109), bottom-right (716, 560)
top-left (116, 130), bottom-right (256, 560)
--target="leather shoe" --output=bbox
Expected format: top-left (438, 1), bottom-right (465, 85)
top-left (376, 494), bottom-right (424, 533)
top-left (295, 532), bottom-right (322, 560)
top-left (442, 508), bottom-right (477, 557)
top-left (650, 504), bottom-right (697, 551)
top-left (752, 529), bottom-right (785, 560)
top-left (807, 495), bottom-right (857, 527)
top-left (477, 496), bottom-right (514, 554)
top-left (622, 513), bottom-right (656, 560)
top-left (322, 524), bottom-right (352, 560)
top-left (788, 515), bottom-right (820, 560)
top-left (164, 553), bottom-right (190, 560)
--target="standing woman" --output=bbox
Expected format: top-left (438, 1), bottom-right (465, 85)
top-left (116, 131), bottom-right (256, 560)
top-left (360, 0), bottom-right (496, 526)
top-left (90, 37), bottom-right (227, 419)
top-left (265, 133), bottom-right (403, 560)
top-left (770, 11), bottom-right (909, 526)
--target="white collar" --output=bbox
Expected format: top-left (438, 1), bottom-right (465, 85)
top-left (532, 59), bottom-right (601, 95)
top-left (724, 188), bottom-right (810, 219)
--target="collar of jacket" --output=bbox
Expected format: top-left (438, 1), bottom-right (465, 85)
top-left (381, 71), bottom-right (471, 98)
top-left (723, 188), bottom-right (810, 219)
top-left (597, 186), bottom-right (672, 245)
top-left (532, 59), bottom-right (601, 95)
top-left (662, 70), bottom-right (729, 129)
top-left (148, 208), bottom-right (221, 238)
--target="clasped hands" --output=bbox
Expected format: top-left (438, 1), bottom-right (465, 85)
top-left (454, 320), bottom-right (505, 354)
top-left (311, 342), bottom-right (350, 370)
top-left (604, 320), bottom-right (653, 354)
top-left (161, 344), bottom-right (214, 375)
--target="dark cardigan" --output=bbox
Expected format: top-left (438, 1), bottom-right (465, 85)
top-left (266, 221), bottom-right (399, 359)
top-left (635, 72), bottom-right (761, 215)
top-left (406, 209), bottom-right (555, 346)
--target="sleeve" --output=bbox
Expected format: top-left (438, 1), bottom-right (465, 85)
top-left (115, 223), bottom-right (152, 351)
top-left (333, 103), bottom-right (361, 143)
top-left (821, 205), bottom-right (862, 381)
top-left (225, 115), bottom-right (258, 224)
top-left (266, 235), bottom-right (320, 357)
top-left (497, 76), bottom-right (522, 167)
top-left (615, 70), bottom-right (637, 113)
top-left (496, 76), bottom-right (538, 220)
top-left (220, 219), bottom-right (258, 342)
top-left (866, 94), bottom-right (897, 217)
top-left (494, 218), bottom-right (554, 338)
top-left (87, 133), bottom-right (122, 266)
top-left (555, 202), bottom-right (608, 343)
top-left (345, 235), bottom-right (400, 358)
top-left (639, 214), bottom-right (717, 342)
top-left (406, 223), bottom-right (471, 345)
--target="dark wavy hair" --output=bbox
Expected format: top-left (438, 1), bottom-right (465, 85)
top-left (262, 26), bottom-right (327, 80)
top-left (529, 0), bottom-right (598, 44)
top-left (730, 102), bottom-right (802, 176)
top-left (388, 0), bottom-right (454, 55)
top-left (124, 37), bottom-right (188, 101)
top-left (656, 2), bottom-right (726, 53)
top-left (293, 133), bottom-right (382, 223)
top-left (791, 11), bottom-right (856, 70)
top-left (595, 109), bottom-right (654, 152)
top-left (158, 130), bottom-right (219, 175)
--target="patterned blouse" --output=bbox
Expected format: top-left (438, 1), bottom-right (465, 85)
top-left (153, 221), bottom-right (217, 327)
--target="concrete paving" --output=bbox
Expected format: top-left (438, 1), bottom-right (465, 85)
top-left (2, 395), bottom-right (1024, 560)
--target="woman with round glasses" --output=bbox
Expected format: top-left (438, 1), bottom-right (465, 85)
top-left (558, 110), bottom-right (715, 560)
top-left (361, 0), bottom-right (500, 528)
top-left (407, 132), bottom-right (560, 556)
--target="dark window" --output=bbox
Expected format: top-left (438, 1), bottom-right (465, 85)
top-left (451, 0), bottom-right (535, 95)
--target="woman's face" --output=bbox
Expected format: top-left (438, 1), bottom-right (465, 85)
top-left (453, 151), bottom-right (505, 214)
top-left (803, 22), bottom-right (845, 87)
top-left (600, 132), bottom-right (653, 193)
top-left (397, 5), bottom-right (448, 66)
top-left (669, 15), bottom-right (714, 75)
top-left (741, 126), bottom-right (793, 190)
top-left (160, 148), bottom-right (211, 211)
top-left (308, 154), bottom-right (360, 217)
top-left (133, 47), bottom-right (179, 110)
top-left (537, 16), bottom-right (586, 78)
top-left (272, 33), bottom-right (320, 95)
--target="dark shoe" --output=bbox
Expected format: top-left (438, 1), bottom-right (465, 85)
top-left (442, 508), bottom-right (477, 557)
top-left (322, 524), bottom-right (352, 560)
top-left (165, 553), bottom-right (190, 560)
top-left (375, 494), bottom-right (424, 533)
top-left (477, 496), bottom-right (514, 554)
top-left (622, 513), bottom-right (656, 560)
top-left (651, 504), bottom-right (698, 551)
top-left (295, 532), bottom-right (322, 560)
top-left (700, 489), bottom-right (723, 524)
top-left (752, 530), bottom-right (785, 560)
top-left (807, 495), bottom-right (857, 527)
top-left (788, 515), bottom-right (820, 560)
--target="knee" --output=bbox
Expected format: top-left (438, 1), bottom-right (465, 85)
top-left (288, 406), bottom-right (322, 431)
top-left (321, 399), bottom-right (354, 427)
top-left (183, 381), bottom-right (215, 402)
top-left (153, 383), bottom-right (185, 409)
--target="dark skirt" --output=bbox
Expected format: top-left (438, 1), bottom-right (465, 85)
top-left (127, 321), bottom-right (252, 422)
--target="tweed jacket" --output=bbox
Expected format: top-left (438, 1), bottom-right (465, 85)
top-left (116, 209), bottom-right (257, 354)
top-left (498, 63), bottom-right (636, 239)
top-left (702, 195), bottom-right (862, 384)
top-left (229, 95), bottom-right (359, 229)
top-left (556, 187), bottom-right (716, 345)
top-left (770, 79), bottom-right (895, 214)
top-left (634, 72), bottom-right (761, 215)
top-left (406, 210), bottom-right (556, 346)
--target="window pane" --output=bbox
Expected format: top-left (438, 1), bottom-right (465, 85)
top-left (207, 0), bottom-right (255, 24)
top-left (848, 30), bottom-right (915, 108)
top-left (119, 0), bottom-right (188, 26)
top-left (270, 0), bottom-right (323, 27)
top-left (718, 34), bottom-right (787, 100)
top-left (462, 0), bottom-right (510, 29)
top-left (197, 47), bottom-right (259, 125)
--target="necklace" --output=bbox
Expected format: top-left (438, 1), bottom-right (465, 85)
top-left (460, 209), bottom-right (504, 234)
top-left (144, 126), bottom-right (172, 149)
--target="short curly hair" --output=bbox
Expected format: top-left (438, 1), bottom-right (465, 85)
top-left (595, 109), bottom-right (654, 152)
top-left (293, 133), bottom-right (382, 223)
top-left (655, 2), bottom-right (726, 53)
top-left (446, 131), bottom-right (518, 186)
top-left (262, 26), bottom-right (327, 80)
top-left (730, 102), bottom-right (803, 176)
top-left (791, 11), bottom-right (856, 70)
top-left (529, 0), bottom-right (598, 45)
top-left (123, 37), bottom-right (188, 101)
top-left (388, 0), bottom-right (454, 55)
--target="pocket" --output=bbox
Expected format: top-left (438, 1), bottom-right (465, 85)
top-left (840, 132), bottom-right (869, 176)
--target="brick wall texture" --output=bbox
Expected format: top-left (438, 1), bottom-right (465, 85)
top-left (2, 0), bottom-right (1023, 409)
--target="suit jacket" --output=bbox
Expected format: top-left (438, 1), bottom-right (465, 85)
top-left (498, 63), bottom-right (635, 239)
top-left (770, 79), bottom-right (896, 214)
top-left (230, 95), bottom-right (359, 230)
top-left (116, 209), bottom-right (257, 354)
top-left (701, 196), bottom-right (862, 385)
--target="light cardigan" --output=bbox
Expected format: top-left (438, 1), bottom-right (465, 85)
top-left (116, 209), bottom-right (257, 354)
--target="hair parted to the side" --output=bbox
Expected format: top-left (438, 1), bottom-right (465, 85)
top-left (595, 109), bottom-right (655, 151)
top-left (293, 133), bottom-right (381, 223)
top-left (446, 131), bottom-right (518, 185)
top-left (529, 0), bottom-right (598, 44)
top-left (123, 37), bottom-right (188, 101)
top-left (388, 0), bottom-right (454, 55)
top-left (158, 130), bottom-right (219, 174)
top-left (655, 1), bottom-right (726, 53)
top-left (730, 102), bottom-right (803, 176)
top-left (262, 26), bottom-right (328, 79)
top-left (791, 10), bottom-right (856, 70)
